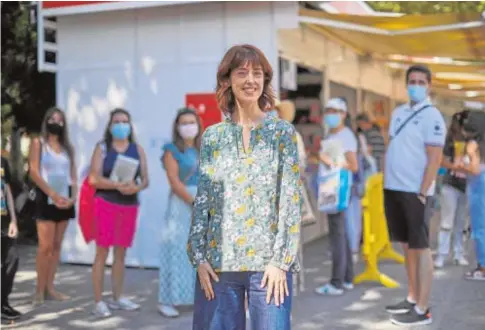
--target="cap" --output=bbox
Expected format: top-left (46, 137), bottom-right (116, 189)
top-left (325, 98), bottom-right (347, 112)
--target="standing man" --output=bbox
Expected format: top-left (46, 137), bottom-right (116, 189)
top-left (383, 64), bottom-right (446, 326)
top-left (356, 113), bottom-right (386, 172)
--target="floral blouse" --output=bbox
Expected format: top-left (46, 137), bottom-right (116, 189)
top-left (187, 115), bottom-right (303, 272)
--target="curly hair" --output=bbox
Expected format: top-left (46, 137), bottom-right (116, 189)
top-left (216, 44), bottom-right (275, 115)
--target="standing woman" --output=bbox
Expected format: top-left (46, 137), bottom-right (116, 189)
top-left (89, 108), bottom-right (149, 317)
top-left (188, 44), bottom-right (302, 330)
top-left (29, 107), bottom-right (77, 305)
top-left (457, 111), bottom-right (485, 280)
top-left (158, 108), bottom-right (201, 317)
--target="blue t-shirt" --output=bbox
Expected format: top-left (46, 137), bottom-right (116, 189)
top-left (162, 143), bottom-right (199, 186)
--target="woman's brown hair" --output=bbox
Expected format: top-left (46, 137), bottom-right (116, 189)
top-left (172, 107), bottom-right (203, 152)
top-left (40, 107), bottom-right (74, 162)
top-left (216, 44), bottom-right (275, 115)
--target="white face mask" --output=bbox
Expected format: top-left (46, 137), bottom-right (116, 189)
top-left (178, 123), bottom-right (199, 139)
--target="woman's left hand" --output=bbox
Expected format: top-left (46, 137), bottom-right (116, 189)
top-left (261, 264), bottom-right (289, 306)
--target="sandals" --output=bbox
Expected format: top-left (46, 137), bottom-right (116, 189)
top-left (464, 267), bottom-right (485, 281)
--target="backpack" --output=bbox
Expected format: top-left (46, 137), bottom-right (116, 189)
top-left (79, 142), bottom-right (107, 243)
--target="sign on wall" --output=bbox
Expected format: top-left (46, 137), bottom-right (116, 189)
top-left (186, 93), bottom-right (223, 131)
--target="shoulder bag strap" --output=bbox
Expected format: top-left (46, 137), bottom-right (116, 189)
top-left (390, 105), bottom-right (432, 141)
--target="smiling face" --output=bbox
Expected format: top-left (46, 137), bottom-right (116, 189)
top-left (230, 62), bottom-right (264, 107)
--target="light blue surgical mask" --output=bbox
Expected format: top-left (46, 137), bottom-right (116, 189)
top-left (324, 113), bottom-right (342, 129)
top-left (407, 85), bottom-right (428, 103)
top-left (110, 122), bottom-right (131, 140)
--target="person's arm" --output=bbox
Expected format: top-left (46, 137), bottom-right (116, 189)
top-left (135, 144), bottom-right (149, 192)
top-left (458, 141), bottom-right (481, 175)
top-left (163, 150), bottom-right (194, 205)
top-left (270, 126), bottom-right (302, 271)
top-left (419, 112), bottom-right (446, 197)
top-left (28, 137), bottom-right (57, 198)
top-left (343, 132), bottom-right (359, 173)
top-left (187, 132), bottom-right (212, 267)
top-left (88, 143), bottom-right (121, 190)
top-left (3, 161), bottom-right (18, 237)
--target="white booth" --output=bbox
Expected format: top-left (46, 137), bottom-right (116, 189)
top-left (38, 1), bottom-right (300, 267)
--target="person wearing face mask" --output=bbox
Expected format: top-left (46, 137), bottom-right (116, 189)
top-left (315, 98), bottom-right (359, 297)
top-left (28, 107), bottom-right (77, 306)
top-left (88, 108), bottom-right (149, 318)
top-left (383, 65), bottom-right (446, 326)
top-left (157, 108), bottom-right (202, 318)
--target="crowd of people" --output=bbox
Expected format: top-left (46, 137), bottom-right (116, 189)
top-left (1, 44), bottom-right (484, 329)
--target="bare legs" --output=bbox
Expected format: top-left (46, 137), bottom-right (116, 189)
top-left (402, 242), bottom-right (433, 310)
top-left (35, 220), bottom-right (69, 304)
top-left (92, 245), bottom-right (127, 302)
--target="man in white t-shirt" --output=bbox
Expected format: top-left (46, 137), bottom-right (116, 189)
top-left (384, 65), bottom-right (446, 326)
top-left (315, 98), bottom-right (359, 296)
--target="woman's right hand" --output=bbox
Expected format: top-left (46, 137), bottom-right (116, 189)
top-left (51, 193), bottom-right (70, 209)
top-left (197, 262), bottom-right (219, 300)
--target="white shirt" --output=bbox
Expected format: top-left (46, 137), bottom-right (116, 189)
top-left (384, 99), bottom-right (446, 195)
top-left (321, 127), bottom-right (357, 166)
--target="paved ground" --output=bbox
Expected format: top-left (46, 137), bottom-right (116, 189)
top-left (3, 216), bottom-right (485, 330)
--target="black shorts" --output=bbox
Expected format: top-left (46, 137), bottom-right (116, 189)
top-left (384, 189), bottom-right (433, 249)
top-left (35, 186), bottom-right (75, 222)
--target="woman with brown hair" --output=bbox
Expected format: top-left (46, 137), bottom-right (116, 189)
top-left (88, 108), bottom-right (149, 317)
top-left (188, 44), bottom-right (302, 330)
top-left (29, 107), bottom-right (77, 305)
top-left (158, 108), bottom-right (202, 318)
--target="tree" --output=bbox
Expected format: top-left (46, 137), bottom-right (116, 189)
top-left (1, 1), bottom-right (55, 138)
top-left (367, 1), bottom-right (485, 14)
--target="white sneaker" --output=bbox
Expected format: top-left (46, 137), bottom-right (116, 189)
top-left (454, 255), bottom-right (469, 266)
top-left (107, 297), bottom-right (140, 311)
top-left (92, 301), bottom-right (112, 318)
top-left (434, 255), bottom-right (445, 269)
top-left (343, 282), bottom-right (354, 290)
top-left (158, 304), bottom-right (180, 318)
top-left (315, 284), bottom-right (344, 296)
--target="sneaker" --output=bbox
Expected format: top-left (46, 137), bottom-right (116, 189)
top-left (434, 255), bottom-right (445, 269)
top-left (1, 305), bottom-right (21, 321)
top-left (464, 267), bottom-right (485, 281)
top-left (92, 301), bottom-right (111, 318)
top-left (454, 255), bottom-right (469, 267)
top-left (385, 299), bottom-right (415, 314)
top-left (343, 282), bottom-right (354, 290)
top-left (314, 284), bottom-right (344, 296)
top-left (390, 307), bottom-right (432, 326)
top-left (107, 297), bottom-right (140, 311)
top-left (158, 304), bottom-right (179, 318)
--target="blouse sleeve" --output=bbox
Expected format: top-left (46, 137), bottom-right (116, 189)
top-left (187, 132), bottom-right (212, 267)
top-left (271, 125), bottom-right (302, 271)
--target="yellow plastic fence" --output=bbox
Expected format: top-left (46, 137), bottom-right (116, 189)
top-left (354, 173), bottom-right (405, 288)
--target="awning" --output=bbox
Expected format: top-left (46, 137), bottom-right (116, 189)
top-left (299, 8), bottom-right (485, 61)
top-left (298, 8), bottom-right (485, 101)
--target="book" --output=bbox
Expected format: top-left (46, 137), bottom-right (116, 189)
top-left (47, 174), bottom-right (69, 204)
top-left (109, 155), bottom-right (139, 183)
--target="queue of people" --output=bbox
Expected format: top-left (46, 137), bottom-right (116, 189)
top-left (1, 46), bottom-right (484, 329)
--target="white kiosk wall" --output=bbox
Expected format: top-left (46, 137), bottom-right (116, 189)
top-left (58, 1), bottom-right (298, 267)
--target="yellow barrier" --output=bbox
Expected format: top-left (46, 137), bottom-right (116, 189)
top-left (354, 173), bottom-right (405, 288)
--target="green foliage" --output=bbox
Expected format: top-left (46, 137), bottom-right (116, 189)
top-left (367, 1), bottom-right (485, 14)
top-left (1, 1), bottom-right (55, 138)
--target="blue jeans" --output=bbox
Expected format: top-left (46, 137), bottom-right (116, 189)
top-left (193, 271), bottom-right (292, 330)
top-left (468, 170), bottom-right (485, 267)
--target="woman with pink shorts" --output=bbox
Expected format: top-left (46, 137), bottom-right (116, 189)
top-left (88, 108), bottom-right (149, 318)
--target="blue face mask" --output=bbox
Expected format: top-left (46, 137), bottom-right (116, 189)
top-left (407, 85), bottom-right (427, 103)
top-left (324, 113), bottom-right (342, 129)
top-left (110, 123), bottom-right (131, 140)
